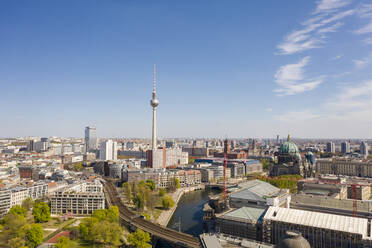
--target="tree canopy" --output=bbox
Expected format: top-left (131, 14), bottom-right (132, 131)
top-left (54, 236), bottom-right (77, 248)
top-left (9, 205), bottom-right (26, 217)
top-left (127, 228), bottom-right (151, 248)
top-left (32, 201), bottom-right (51, 223)
top-left (25, 224), bottom-right (43, 248)
top-left (78, 206), bottom-right (124, 247)
top-left (21, 197), bottom-right (34, 212)
top-left (145, 179), bottom-right (156, 191)
top-left (161, 195), bottom-right (175, 209)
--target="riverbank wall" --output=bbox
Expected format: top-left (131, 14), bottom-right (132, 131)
top-left (157, 184), bottom-right (205, 227)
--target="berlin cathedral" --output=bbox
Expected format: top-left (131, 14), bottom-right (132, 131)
top-left (269, 135), bottom-right (315, 178)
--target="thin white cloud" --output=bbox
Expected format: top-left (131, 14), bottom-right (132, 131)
top-left (277, 9), bottom-right (354, 55)
top-left (275, 56), bottom-right (310, 84)
top-left (330, 54), bottom-right (343, 60)
top-left (363, 37), bottom-right (372, 44)
top-left (315, 0), bottom-right (351, 13)
top-left (353, 53), bottom-right (372, 69)
top-left (355, 4), bottom-right (372, 34)
top-left (274, 56), bottom-right (323, 96)
top-left (325, 80), bottom-right (372, 112)
top-left (276, 110), bottom-right (320, 122)
top-left (355, 22), bottom-right (372, 34)
top-left (318, 22), bottom-right (344, 33)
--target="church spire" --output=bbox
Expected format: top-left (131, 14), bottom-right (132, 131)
top-left (287, 134), bottom-right (290, 141)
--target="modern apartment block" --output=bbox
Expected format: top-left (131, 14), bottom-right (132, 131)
top-left (0, 189), bottom-right (11, 218)
top-left (122, 168), bottom-right (201, 188)
top-left (51, 180), bottom-right (105, 215)
top-left (10, 187), bottom-right (29, 207)
top-left (27, 182), bottom-right (48, 200)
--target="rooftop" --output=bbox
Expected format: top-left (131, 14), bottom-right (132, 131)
top-left (230, 180), bottom-right (281, 202)
top-left (219, 206), bottom-right (267, 223)
top-left (264, 206), bottom-right (371, 239)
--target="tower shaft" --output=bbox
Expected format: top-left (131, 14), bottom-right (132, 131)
top-left (152, 107), bottom-right (157, 150)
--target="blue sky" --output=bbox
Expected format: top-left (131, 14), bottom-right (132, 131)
top-left (1, 0), bottom-right (372, 139)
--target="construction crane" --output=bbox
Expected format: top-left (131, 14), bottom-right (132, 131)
top-left (326, 179), bottom-right (367, 217)
top-left (345, 182), bottom-right (367, 217)
top-left (223, 149), bottom-right (227, 199)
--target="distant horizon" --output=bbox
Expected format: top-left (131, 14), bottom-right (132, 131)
top-left (2, 135), bottom-right (372, 141)
top-left (1, 1), bottom-right (372, 138)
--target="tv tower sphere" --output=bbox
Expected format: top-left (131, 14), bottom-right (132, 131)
top-left (151, 97), bottom-right (159, 107)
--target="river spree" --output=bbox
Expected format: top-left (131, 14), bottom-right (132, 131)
top-left (155, 188), bottom-right (220, 247)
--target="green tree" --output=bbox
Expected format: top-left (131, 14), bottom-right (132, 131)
top-left (4, 213), bottom-right (27, 236)
top-left (127, 228), bottom-right (151, 248)
top-left (122, 182), bottom-right (132, 203)
top-left (106, 206), bottom-right (119, 223)
top-left (138, 180), bottom-right (147, 189)
top-left (145, 179), bottom-right (156, 191)
top-left (8, 237), bottom-right (26, 248)
top-left (54, 236), bottom-right (77, 248)
top-left (91, 209), bottom-right (107, 221)
top-left (9, 205), bottom-right (26, 217)
top-left (21, 197), bottom-right (34, 212)
top-left (158, 188), bottom-right (166, 197)
top-left (161, 195), bottom-right (175, 209)
top-left (174, 178), bottom-right (181, 189)
top-left (146, 194), bottom-right (159, 211)
top-left (32, 201), bottom-right (50, 223)
top-left (133, 194), bottom-right (145, 211)
top-left (25, 224), bottom-right (43, 248)
top-left (91, 221), bottom-right (123, 246)
top-left (79, 217), bottom-right (98, 241)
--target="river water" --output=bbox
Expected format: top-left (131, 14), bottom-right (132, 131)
top-left (155, 189), bottom-right (220, 247)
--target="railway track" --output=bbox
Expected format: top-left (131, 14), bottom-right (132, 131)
top-left (103, 179), bottom-right (201, 248)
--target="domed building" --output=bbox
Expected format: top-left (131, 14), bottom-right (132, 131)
top-left (270, 135), bottom-right (313, 177)
top-left (278, 231), bottom-right (310, 248)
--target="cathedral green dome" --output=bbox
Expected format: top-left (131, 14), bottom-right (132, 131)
top-left (279, 141), bottom-right (299, 155)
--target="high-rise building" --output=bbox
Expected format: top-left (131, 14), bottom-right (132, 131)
top-left (99, 140), bottom-right (118, 161)
top-left (28, 139), bottom-right (35, 152)
top-left (147, 148), bottom-right (188, 169)
top-left (341, 141), bottom-right (350, 154)
top-left (150, 64), bottom-right (159, 166)
top-left (85, 126), bottom-right (97, 152)
top-left (326, 142), bottom-right (335, 153)
top-left (360, 141), bottom-right (369, 158)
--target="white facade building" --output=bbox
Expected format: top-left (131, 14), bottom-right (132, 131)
top-left (99, 139), bottom-right (118, 161)
top-left (151, 148), bottom-right (188, 169)
top-left (10, 187), bottom-right (29, 207)
top-left (0, 189), bottom-right (11, 218)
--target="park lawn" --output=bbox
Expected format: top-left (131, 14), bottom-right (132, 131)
top-left (42, 217), bottom-right (75, 229)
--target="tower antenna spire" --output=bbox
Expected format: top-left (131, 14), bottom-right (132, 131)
top-left (153, 64), bottom-right (157, 93)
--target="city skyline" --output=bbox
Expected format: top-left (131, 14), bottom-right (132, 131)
top-left (1, 0), bottom-right (372, 138)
